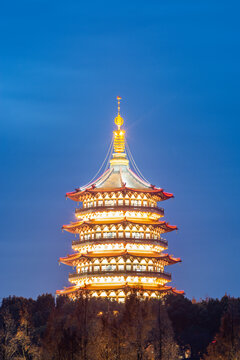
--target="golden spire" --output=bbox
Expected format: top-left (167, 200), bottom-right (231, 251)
top-left (114, 96), bottom-right (124, 130)
top-left (110, 96), bottom-right (129, 167)
top-left (113, 96), bottom-right (125, 153)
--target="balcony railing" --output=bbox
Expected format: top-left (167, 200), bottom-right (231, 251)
top-left (69, 270), bottom-right (171, 281)
top-left (75, 205), bottom-right (164, 216)
top-left (72, 237), bottom-right (168, 247)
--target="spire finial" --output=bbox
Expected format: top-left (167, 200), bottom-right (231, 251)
top-left (117, 96), bottom-right (121, 116)
top-left (115, 96), bottom-right (124, 129)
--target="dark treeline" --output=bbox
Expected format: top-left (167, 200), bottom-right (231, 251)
top-left (0, 292), bottom-right (240, 360)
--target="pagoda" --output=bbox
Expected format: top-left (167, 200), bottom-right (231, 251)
top-left (57, 97), bottom-right (183, 302)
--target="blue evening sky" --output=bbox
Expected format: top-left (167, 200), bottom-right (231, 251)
top-left (0, 0), bottom-right (240, 300)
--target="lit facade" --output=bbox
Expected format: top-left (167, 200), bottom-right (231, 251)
top-left (57, 97), bottom-right (183, 302)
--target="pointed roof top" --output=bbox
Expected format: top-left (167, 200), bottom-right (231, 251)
top-left (66, 97), bottom-right (174, 200)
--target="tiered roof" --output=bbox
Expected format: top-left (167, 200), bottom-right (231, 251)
top-left (56, 284), bottom-right (184, 296)
top-left (59, 251), bottom-right (181, 266)
top-left (62, 218), bottom-right (177, 234)
top-left (66, 167), bottom-right (173, 202)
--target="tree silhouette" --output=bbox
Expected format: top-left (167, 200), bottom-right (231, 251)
top-left (203, 298), bottom-right (240, 360)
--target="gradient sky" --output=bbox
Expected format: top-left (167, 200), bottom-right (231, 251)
top-left (1, 0), bottom-right (240, 301)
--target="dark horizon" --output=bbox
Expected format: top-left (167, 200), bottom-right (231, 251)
top-left (1, 0), bottom-right (240, 301)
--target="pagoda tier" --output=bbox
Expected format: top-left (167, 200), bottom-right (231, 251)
top-left (57, 97), bottom-right (183, 301)
top-left (71, 238), bottom-right (169, 253)
top-left (56, 284), bottom-right (184, 300)
top-left (62, 218), bottom-right (177, 234)
top-left (59, 251), bottom-right (181, 266)
top-left (75, 204), bottom-right (164, 218)
top-left (66, 182), bottom-right (174, 203)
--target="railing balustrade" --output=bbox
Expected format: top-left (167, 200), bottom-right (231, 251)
top-left (77, 204), bottom-right (164, 214)
top-left (72, 237), bottom-right (168, 247)
top-left (69, 269), bottom-right (171, 280)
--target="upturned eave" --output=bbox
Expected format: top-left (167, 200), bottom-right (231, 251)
top-left (66, 186), bottom-right (173, 202)
top-left (62, 218), bottom-right (178, 234)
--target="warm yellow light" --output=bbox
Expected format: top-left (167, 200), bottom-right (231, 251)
top-left (72, 242), bottom-right (165, 254)
top-left (77, 210), bottom-right (161, 222)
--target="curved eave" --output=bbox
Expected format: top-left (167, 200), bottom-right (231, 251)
top-left (165, 286), bottom-right (185, 295)
top-left (56, 284), bottom-right (184, 296)
top-left (56, 285), bottom-right (79, 295)
top-left (59, 251), bottom-right (181, 266)
top-left (62, 219), bottom-right (177, 234)
top-left (66, 186), bottom-right (173, 202)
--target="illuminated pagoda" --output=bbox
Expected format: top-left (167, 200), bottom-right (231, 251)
top-left (57, 97), bottom-right (183, 302)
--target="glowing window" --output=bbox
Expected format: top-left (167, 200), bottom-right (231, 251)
top-left (133, 265), bottom-right (146, 272)
top-left (132, 232), bottom-right (140, 239)
top-left (103, 265), bottom-right (116, 271)
top-left (104, 232), bottom-right (114, 238)
top-left (105, 200), bottom-right (116, 206)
